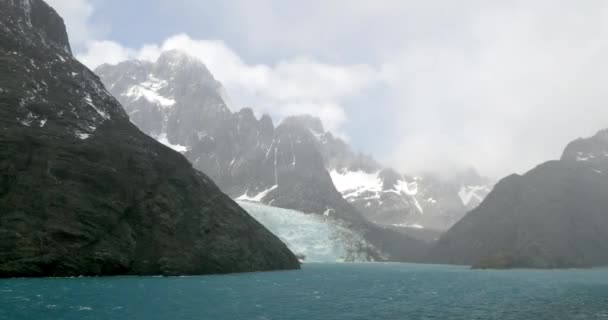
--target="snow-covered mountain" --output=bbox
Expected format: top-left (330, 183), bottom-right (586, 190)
top-left (297, 115), bottom-right (494, 230)
top-left (96, 53), bottom-right (434, 261)
top-left (238, 201), bottom-right (383, 262)
top-left (95, 51), bottom-right (490, 255)
top-left (329, 167), bottom-right (492, 230)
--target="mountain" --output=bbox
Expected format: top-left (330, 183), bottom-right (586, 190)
top-left (309, 120), bottom-right (493, 231)
top-left (96, 53), bottom-right (433, 261)
top-left (429, 129), bottom-right (608, 269)
top-left (0, 0), bottom-right (299, 277)
top-left (96, 54), bottom-right (493, 234)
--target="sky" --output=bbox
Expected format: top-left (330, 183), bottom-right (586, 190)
top-left (47, 0), bottom-right (608, 179)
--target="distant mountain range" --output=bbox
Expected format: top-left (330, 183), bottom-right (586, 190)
top-left (0, 0), bottom-right (299, 277)
top-left (95, 52), bottom-right (493, 233)
top-left (95, 53), bottom-right (430, 261)
top-left (429, 129), bottom-right (608, 268)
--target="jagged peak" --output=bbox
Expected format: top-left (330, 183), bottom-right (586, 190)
top-left (156, 50), bottom-right (210, 72)
top-left (561, 128), bottom-right (608, 162)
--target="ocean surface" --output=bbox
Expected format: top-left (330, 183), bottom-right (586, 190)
top-left (1, 263), bottom-right (607, 320)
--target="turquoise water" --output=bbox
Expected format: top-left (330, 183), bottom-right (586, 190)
top-left (1, 263), bottom-right (608, 320)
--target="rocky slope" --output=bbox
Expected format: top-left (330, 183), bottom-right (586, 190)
top-left (0, 0), bottom-right (299, 277)
top-left (429, 129), bottom-right (608, 268)
top-left (96, 54), bottom-right (431, 261)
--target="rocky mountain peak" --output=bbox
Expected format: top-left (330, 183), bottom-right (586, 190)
top-left (155, 50), bottom-right (218, 86)
top-left (561, 129), bottom-right (608, 166)
top-left (2, 0), bottom-right (72, 54)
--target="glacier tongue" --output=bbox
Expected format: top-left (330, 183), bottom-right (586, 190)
top-left (237, 201), bottom-right (381, 263)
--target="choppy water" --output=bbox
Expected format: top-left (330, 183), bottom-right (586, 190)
top-left (1, 263), bottom-right (608, 320)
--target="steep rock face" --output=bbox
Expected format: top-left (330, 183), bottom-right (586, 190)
top-left (0, 0), bottom-right (299, 277)
top-left (429, 130), bottom-right (608, 268)
top-left (96, 56), bottom-right (429, 261)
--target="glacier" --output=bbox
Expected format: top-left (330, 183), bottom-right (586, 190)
top-left (237, 201), bottom-right (381, 263)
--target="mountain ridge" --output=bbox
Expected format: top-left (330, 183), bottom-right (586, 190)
top-left (95, 52), bottom-right (493, 233)
top-left (96, 52), bottom-right (437, 261)
top-left (428, 129), bottom-right (608, 268)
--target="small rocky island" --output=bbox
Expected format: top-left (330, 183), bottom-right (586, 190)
top-left (0, 0), bottom-right (299, 277)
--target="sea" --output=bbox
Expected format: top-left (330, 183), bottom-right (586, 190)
top-left (1, 263), bottom-right (607, 320)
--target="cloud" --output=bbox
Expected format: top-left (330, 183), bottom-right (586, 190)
top-left (52, 0), bottom-right (608, 178)
top-left (76, 40), bottom-right (135, 68)
top-left (380, 0), bottom-right (608, 177)
top-left (77, 34), bottom-right (379, 137)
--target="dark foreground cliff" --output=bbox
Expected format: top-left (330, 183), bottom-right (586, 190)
top-left (0, 0), bottom-right (299, 277)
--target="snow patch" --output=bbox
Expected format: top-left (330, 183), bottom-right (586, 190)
top-left (124, 75), bottom-right (175, 107)
top-left (576, 152), bottom-right (596, 162)
top-left (76, 132), bottom-right (90, 140)
top-left (155, 133), bottom-right (189, 153)
top-left (236, 185), bottom-right (278, 202)
top-left (84, 94), bottom-right (110, 120)
top-left (392, 223), bottom-right (425, 229)
top-left (330, 170), bottom-right (382, 198)
top-left (391, 179), bottom-right (418, 196)
top-left (309, 129), bottom-right (326, 143)
top-left (458, 185), bottom-right (490, 207)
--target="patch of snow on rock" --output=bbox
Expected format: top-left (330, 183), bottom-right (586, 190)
top-left (155, 133), bottom-right (189, 153)
top-left (236, 185), bottom-right (278, 202)
top-left (84, 94), bottom-right (110, 120)
top-left (458, 185), bottom-right (491, 207)
top-left (76, 132), bottom-right (90, 140)
top-left (330, 170), bottom-right (382, 198)
top-left (124, 75), bottom-right (175, 108)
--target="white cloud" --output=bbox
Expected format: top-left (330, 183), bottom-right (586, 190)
top-left (77, 40), bottom-right (135, 68)
top-left (76, 34), bottom-right (379, 137)
top-left (381, 1), bottom-right (608, 177)
top-left (50, 0), bottom-right (608, 178)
